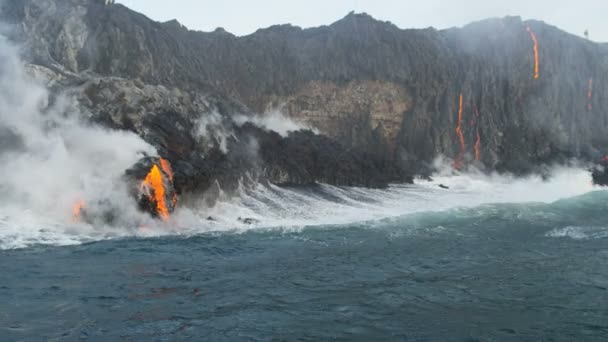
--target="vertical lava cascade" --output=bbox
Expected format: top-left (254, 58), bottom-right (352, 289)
top-left (453, 94), bottom-right (466, 170)
top-left (73, 200), bottom-right (85, 223)
top-left (140, 159), bottom-right (176, 221)
top-left (160, 158), bottom-right (174, 181)
top-left (526, 26), bottom-right (540, 79)
top-left (141, 165), bottom-right (169, 220)
top-left (587, 78), bottom-right (594, 111)
top-left (159, 158), bottom-right (177, 207)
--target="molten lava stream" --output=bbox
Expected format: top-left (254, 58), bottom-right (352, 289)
top-left (159, 158), bottom-right (178, 207)
top-left (73, 200), bottom-right (85, 223)
top-left (160, 158), bottom-right (174, 181)
top-left (474, 131), bottom-right (481, 162)
top-left (141, 164), bottom-right (170, 221)
top-left (526, 26), bottom-right (540, 79)
top-left (453, 94), bottom-right (466, 170)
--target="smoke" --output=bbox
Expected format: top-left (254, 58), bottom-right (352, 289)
top-left (194, 109), bottom-right (318, 156)
top-left (194, 111), bottom-right (234, 153)
top-left (233, 110), bottom-right (318, 137)
top-left (0, 34), bottom-right (155, 225)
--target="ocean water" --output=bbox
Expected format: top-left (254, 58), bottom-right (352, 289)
top-left (1, 169), bottom-right (608, 341)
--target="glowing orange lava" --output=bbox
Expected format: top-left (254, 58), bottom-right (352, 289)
top-left (73, 200), bottom-right (85, 223)
top-left (141, 164), bottom-right (170, 221)
top-left (474, 131), bottom-right (481, 162)
top-left (453, 94), bottom-right (466, 170)
top-left (160, 158), bottom-right (174, 181)
top-left (526, 26), bottom-right (540, 79)
top-left (587, 78), bottom-right (593, 111)
top-left (159, 158), bottom-right (178, 208)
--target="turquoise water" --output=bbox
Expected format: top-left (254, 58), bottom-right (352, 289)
top-left (2, 190), bottom-right (607, 341)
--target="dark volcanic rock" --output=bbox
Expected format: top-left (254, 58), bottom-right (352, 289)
top-left (2, 0), bottom-right (608, 198)
top-left (239, 123), bottom-right (401, 188)
top-left (592, 158), bottom-right (608, 186)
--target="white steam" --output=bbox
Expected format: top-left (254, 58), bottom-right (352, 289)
top-left (0, 36), bottom-right (155, 229)
top-left (234, 110), bottom-right (318, 137)
top-left (194, 109), bottom-right (318, 154)
top-left (195, 111), bottom-right (234, 153)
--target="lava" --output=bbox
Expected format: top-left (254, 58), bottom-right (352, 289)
top-left (141, 164), bottom-right (170, 221)
top-left (159, 158), bottom-right (178, 207)
top-left (160, 158), bottom-right (174, 181)
top-left (474, 131), bottom-right (481, 162)
top-left (453, 94), bottom-right (466, 170)
top-left (587, 78), bottom-right (593, 111)
top-left (73, 200), bottom-right (85, 223)
top-left (526, 26), bottom-right (540, 80)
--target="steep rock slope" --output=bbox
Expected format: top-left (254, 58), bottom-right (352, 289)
top-left (2, 0), bottom-right (608, 186)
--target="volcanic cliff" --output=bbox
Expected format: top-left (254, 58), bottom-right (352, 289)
top-left (2, 0), bottom-right (608, 197)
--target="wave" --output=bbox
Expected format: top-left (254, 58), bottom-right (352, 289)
top-left (546, 226), bottom-right (608, 240)
top-left (0, 167), bottom-right (604, 250)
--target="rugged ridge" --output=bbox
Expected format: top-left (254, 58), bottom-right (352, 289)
top-left (2, 0), bottom-right (608, 197)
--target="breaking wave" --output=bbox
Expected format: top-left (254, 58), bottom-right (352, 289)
top-left (546, 226), bottom-right (608, 240)
top-left (1, 166), bottom-right (605, 249)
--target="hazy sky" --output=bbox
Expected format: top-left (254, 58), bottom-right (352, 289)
top-left (118, 0), bottom-right (608, 42)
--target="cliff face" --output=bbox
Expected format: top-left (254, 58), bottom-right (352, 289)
top-left (2, 0), bottom-right (608, 189)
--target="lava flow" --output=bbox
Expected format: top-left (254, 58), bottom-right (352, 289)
top-left (73, 200), bottom-right (85, 223)
top-left (526, 26), bottom-right (540, 80)
top-left (140, 159), bottom-right (175, 221)
top-left (453, 94), bottom-right (466, 170)
top-left (159, 158), bottom-right (177, 207)
top-left (160, 158), bottom-right (174, 181)
top-left (587, 78), bottom-right (593, 111)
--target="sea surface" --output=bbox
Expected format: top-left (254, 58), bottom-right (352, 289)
top-left (1, 169), bottom-right (608, 341)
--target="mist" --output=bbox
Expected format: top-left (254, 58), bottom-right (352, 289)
top-left (233, 110), bottom-right (318, 137)
top-left (0, 34), bottom-right (155, 226)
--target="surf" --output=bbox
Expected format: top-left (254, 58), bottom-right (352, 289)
top-left (0, 166), bottom-right (603, 250)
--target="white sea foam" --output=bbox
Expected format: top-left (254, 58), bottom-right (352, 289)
top-left (175, 166), bottom-right (599, 233)
top-left (0, 161), bottom-right (602, 249)
top-left (546, 226), bottom-right (608, 240)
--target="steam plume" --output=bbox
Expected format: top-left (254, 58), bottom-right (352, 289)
top-left (0, 35), bottom-right (155, 225)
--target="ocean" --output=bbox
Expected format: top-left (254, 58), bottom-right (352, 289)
top-left (1, 168), bottom-right (607, 341)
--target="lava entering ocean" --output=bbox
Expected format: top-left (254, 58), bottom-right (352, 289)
top-left (453, 94), bottom-right (466, 170)
top-left (140, 158), bottom-right (176, 221)
top-left (73, 200), bottom-right (85, 223)
top-left (526, 26), bottom-right (540, 80)
top-left (159, 158), bottom-right (178, 207)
